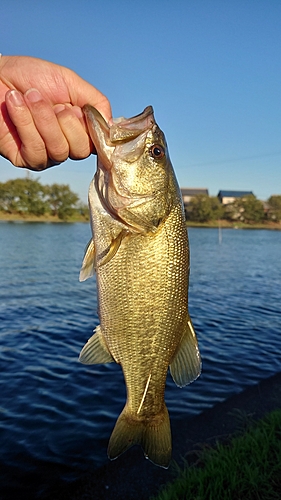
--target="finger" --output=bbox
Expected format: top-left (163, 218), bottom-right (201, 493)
top-left (24, 88), bottom-right (69, 164)
top-left (53, 104), bottom-right (94, 159)
top-left (5, 89), bottom-right (49, 169)
top-left (94, 97), bottom-right (112, 124)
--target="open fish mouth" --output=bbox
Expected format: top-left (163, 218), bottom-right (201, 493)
top-left (109, 105), bottom-right (155, 144)
top-left (83, 105), bottom-right (160, 230)
top-left (83, 104), bottom-right (155, 149)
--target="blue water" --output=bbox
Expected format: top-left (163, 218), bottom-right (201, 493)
top-left (0, 223), bottom-right (281, 497)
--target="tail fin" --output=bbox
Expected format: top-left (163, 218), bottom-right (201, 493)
top-left (108, 405), bottom-right (171, 468)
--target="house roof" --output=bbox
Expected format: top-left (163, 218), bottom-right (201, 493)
top-left (181, 188), bottom-right (209, 196)
top-left (217, 190), bottom-right (254, 198)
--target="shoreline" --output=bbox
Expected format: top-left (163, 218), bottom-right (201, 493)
top-left (45, 371), bottom-right (281, 500)
top-left (186, 220), bottom-right (281, 230)
top-left (0, 212), bottom-right (88, 223)
top-left (0, 212), bottom-right (280, 230)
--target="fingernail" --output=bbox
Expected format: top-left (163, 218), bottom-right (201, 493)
top-left (72, 106), bottom-right (83, 119)
top-left (8, 89), bottom-right (24, 106)
top-left (25, 88), bottom-right (42, 103)
top-left (53, 104), bottom-right (66, 114)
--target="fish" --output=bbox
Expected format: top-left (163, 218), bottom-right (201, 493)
top-left (79, 105), bottom-right (201, 468)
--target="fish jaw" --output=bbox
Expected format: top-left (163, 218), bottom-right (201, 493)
top-left (83, 104), bottom-right (154, 143)
top-left (109, 105), bottom-right (155, 142)
top-left (83, 104), bottom-right (155, 169)
top-left (83, 105), bottom-right (114, 173)
top-left (83, 105), bottom-right (176, 234)
top-left (83, 105), bottom-right (158, 231)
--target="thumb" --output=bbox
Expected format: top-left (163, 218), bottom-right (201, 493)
top-left (62, 67), bottom-right (112, 123)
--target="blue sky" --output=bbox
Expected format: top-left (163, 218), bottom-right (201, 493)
top-left (1, 0), bottom-right (280, 202)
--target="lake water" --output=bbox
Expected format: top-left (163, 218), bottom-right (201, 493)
top-left (0, 223), bottom-right (281, 498)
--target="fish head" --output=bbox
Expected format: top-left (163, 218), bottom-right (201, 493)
top-left (83, 105), bottom-right (179, 233)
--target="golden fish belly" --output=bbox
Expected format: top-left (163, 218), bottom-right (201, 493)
top-left (96, 203), bottom-right (189, 419)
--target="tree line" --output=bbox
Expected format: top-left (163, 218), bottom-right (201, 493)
top-left (0, 177), bottom-right (88, 220)
top-left (1, 177), bottom-right (280, 224)
top-left (185, 194), bottom-right (281, 224)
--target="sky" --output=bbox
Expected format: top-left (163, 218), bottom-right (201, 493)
top-left (1, 0), bottom-right (281, 203)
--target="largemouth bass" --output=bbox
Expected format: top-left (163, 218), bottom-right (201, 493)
top-left (79, 105), bottom-right (201, 468)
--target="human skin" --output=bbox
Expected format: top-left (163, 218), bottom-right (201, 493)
top-left (0, 55), bottom-right (112, 170)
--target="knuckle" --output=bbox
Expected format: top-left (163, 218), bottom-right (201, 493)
top-left (32, 102), bottom-right (55, 125)
top-left (21, 147), bottom-right (48, 170)
top-left (48, 142), bottom-right (69, 163)
top-left (70, 139), bottom-right (90, 160)
top-left (57, 108), bottom-right (78, 129)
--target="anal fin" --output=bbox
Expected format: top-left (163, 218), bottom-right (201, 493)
top-left (169, 316), bottom-right (201, 387)
top-left (79, 325), bottom-right (114, 364)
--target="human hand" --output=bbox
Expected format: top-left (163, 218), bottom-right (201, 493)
top-left (0, 55), bottom-right (112, 170)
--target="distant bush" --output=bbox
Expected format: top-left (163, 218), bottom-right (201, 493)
top-left (223, 195), bottom-right (265, 223)
top-left (185, 193), bottom-right (271, 224)
top-left (267, 195), bottom-right (281, 222)
top-left (186, 195), bottom-right (223, 222)
top-left (0, 177), bottom-right (80, 220)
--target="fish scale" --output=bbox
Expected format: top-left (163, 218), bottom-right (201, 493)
top-left (79, 105), bottom-right (201, 468)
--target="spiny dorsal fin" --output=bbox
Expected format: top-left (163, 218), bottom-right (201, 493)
top-left (79, 239), bottom-right (96, 282)
top-left (79, 325), bottom-right (115, 364)
top-left (169, 317), bottom-right (201, 387)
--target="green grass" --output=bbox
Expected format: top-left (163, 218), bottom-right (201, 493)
top-left (151, 410), bottom-right (281, 500)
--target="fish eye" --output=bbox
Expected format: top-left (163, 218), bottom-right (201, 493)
top-left (149, 144), bottom-right (165, 160)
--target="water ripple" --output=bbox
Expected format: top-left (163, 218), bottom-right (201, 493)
top-left (0, 224), bottom-right (281, 493)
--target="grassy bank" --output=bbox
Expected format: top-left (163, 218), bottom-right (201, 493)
top-left (151, 409), bottom-right (281, 500)
top-left (1, 211), bottom-right (281, 230)
top-left (0, 211), bottom-right (89, 223)
top-left (186, 220), bottom-right (281, 230)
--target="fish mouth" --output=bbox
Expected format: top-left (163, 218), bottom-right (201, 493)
top-left (83, 105), bottom-right (155, 169)
top-left (83, 105), bottom-right (157, 229)
top-left (109, 106), bottom-right (155, 144)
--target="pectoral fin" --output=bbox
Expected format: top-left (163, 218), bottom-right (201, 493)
top-left (79, 239), bottom-right (96, 282)
top-left (169, 317), bottom-right (201, 387)
top-left (79, 326), bottom-right (115, 364)
top-left (98, 229), bottom-right (128, 267)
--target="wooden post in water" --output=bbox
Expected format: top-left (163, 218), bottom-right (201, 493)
top-left (218, 220), bottom-right (222, 244)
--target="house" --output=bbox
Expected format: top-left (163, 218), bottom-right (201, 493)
top-left (181, 188), bottom-right (209, 205)
top-left (217, 190), bottom-right (254, 205)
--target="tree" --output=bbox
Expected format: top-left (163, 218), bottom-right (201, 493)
top-left (46, 183), bottom-right (79, 220)
top-left (0, 180), bottom-right (19, 213)
top-left (76, 202), bottom-right (90, 220)
top-left (0, 177), bottom-right (47, 215)
top-left (228, 195), bottom-right (265, 223)
top-left (18, 177), bottom-right (47, 215)
top-left (267, 195), bottom-right (281, 222)
top-left (187, 195), bottom-right (223, 222)
top-left (0, 178), bottom-right (80, 219)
